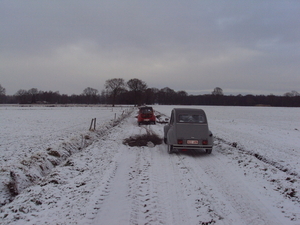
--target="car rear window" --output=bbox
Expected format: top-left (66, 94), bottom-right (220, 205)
top-left (140, 108), bottom-right (153, 114)
top-left (177, 114), bottom-right (206, 123)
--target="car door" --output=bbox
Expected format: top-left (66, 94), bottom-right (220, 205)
top-left (164, 110), bottom-right (172, 137)
top-left (166, 110), bottom-right (176, 145)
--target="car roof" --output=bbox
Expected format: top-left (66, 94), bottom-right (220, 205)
top-left (139, 106), bottom-right (153, 111)
top-left (173, 108), bottom-right (205, 114)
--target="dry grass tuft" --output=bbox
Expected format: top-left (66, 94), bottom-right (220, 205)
top-left (123, 133), bottom-right (162, 147)
top-left (47, 150), bottom-right (61, 157)
top-left (5, 171), bottom-right (19, 198)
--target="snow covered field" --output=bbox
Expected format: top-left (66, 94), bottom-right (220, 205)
top-left (0, 105), bottom-right (299, 224)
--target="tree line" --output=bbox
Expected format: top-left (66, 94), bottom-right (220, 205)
top-left (0, 80), bottom-right (299, 107)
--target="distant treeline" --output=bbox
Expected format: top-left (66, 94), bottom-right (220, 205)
top-left (0, 80), bottom-right (299, 107)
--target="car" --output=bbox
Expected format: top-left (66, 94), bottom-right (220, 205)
top-left (164, 108), bottom-right (213, 154)
top-left (137, 106), bottom-right (156, 125)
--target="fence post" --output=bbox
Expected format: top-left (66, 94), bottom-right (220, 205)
top-left (89, 118), bottom-right (96, 131)
top-left (89, 119), bottom-right (93, 130)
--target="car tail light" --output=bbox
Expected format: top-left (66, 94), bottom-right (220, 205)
top-left (202, 140), bottom-right (208, 145)
top-left (177, 139), bottom-right (183, 144)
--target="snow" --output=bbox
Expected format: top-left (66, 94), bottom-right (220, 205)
top-left (0, 105), bottom-right (299, 225)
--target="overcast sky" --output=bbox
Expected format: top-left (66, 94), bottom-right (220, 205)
top-left (1, 0), bottom-right (300, 96)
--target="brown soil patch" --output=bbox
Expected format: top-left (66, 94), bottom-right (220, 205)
top-left (123, 133), bottom-right (163, 147)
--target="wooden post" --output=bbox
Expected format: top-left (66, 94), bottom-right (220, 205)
top-left (89, 119), bottom-right (93, 130)
top-left (89, 118), bottom-right (96, 131)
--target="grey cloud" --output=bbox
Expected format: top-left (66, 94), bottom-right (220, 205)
top-left (1, 0), bottom-right (300, 95)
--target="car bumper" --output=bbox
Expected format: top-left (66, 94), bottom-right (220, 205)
top-left (172, 144), bottom-right (213, 150)
top-left (138, 120), bottom-right (156, 124)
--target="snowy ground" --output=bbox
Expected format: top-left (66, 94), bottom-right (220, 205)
top-left (0, 105), bottom-right (299, 225)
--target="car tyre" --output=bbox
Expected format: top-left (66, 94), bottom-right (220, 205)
top-left (206, 149), bottom-right (212, 154)
top-left (168, 144), bottom-right (173, 154)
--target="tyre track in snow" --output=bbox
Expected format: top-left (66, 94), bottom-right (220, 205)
top-left (175, 149), bottom-right (287, 225)
top-left (128, 146), bottom-right (160, 225)
top-left (155, 108), bottom-right (299, 224)
top-left (126, 123), bottom-right (209, 225)
top-left (215, 137), bottom-right (300, 179)
top-left (71, 121), bottom-right (136, 224)
top-left (88, 114), bottom-right (297, 225)
top-left (82, 150), bottom-right (121, 222)
top-left (149, 123), bottom-right (227, 225)
top-left (83, 117), bottom-right (293, 225)
top-left (170, 152), bottom-right (228, 225)
top-left (98, 119), bottom-right (266, 224)
top-left (124, 123), bottom-right (164, 225)
top-left (89, 119), bottom-right (166, 225)
top-left (214, 137), bottom-right (300, 207)
top-left (90, 121), bottom-right (175, 224)
top-left (127, 145), bottom-right (152, 225)
top-left (212, 137), bottom-right (300, 222)
top-left (85, 118), bottom-right (142, 225)
top-left (151, 144), bottom-right (195, 225)
top-left (90, 119), bottom-right (209, 225)
top-left (147, 145), bottom-right (173, 225)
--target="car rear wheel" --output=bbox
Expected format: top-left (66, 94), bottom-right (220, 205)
top-left (206, 149), bottom-right (212, 154)
top-left (168, 144), bottom-right (173, 154)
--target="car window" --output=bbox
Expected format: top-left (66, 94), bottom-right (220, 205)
top-left (140, 108), bottom-right (153, 114)
top-left (177, 114), bottom-right (206, 123)
top-left (170, 111), bottom-right (174, 125)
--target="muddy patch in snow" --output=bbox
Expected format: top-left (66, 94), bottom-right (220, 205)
top-left (123, 133), bottom-right (163, 147)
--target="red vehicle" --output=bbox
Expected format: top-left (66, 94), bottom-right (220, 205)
top-left (138, 107), bottom-right (156, 125)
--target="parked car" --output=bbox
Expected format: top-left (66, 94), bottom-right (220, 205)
top-left (164, 108), bottom-right (213, 154)
top-left (137, 106), bottom-right (156, 125)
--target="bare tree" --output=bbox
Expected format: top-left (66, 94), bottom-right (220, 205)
top-left (212, 87), bottom-right (223, 95)
top-left (145, 88), bottom-right (159, 105)
top-left (177, 90), bottom-right (188, 104)
top-left (82, 87), bottom-right (99, 104)
top-left (28, 88), bottom-right (38, 95)
top-left (0, 84), bottom-right (5, 96)
top-left (0, 84), bottom-right (6, 103)
top-left (284, 90), bottom-right (300, 97)
top-left (157, 87), bottom-right (176, 104)
top-left (28, 88), bottom-right (39, 103)
top-left (15, 89), bottom-right (30, 104)
top-left (105, 78), bottom-right (125, 107)
top-left (83, 87), bottom-right (99, 96)
top-left (127, 78), bottom-right (147, 106)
